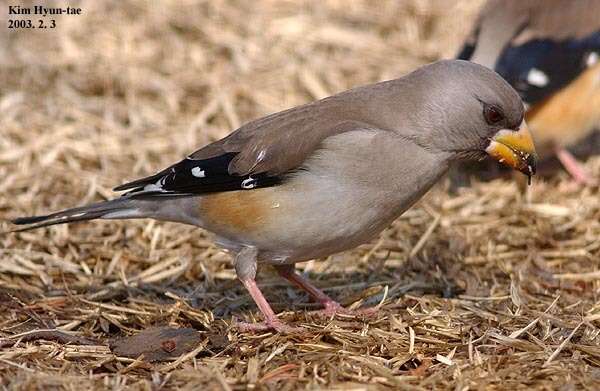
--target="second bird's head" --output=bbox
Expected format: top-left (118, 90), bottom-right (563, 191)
top-left (409, 60), bottom-right (537, 182)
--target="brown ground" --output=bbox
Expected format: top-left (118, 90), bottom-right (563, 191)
top-left (1, 1), bottom-right (599, 389)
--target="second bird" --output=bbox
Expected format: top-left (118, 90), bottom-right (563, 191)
top-left (455, 0), bottom-right (600, 186)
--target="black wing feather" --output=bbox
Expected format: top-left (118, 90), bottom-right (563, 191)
top-left (114, 152), bottom-right (282, 197)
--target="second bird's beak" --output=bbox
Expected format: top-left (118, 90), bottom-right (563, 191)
top-left (486, 120), bottom-right (537, 183)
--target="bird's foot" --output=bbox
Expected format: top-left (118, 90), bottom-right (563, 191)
top-left (311, 299), bottom-right (377, 318)
top-left (556, 148), bottom-right (596, 186)
top-left (273, 265), bottom-right (378, 319)
top-left (234, 318), bottom-right (303, 334)
top-left (566, 165), bottom-right (596, 187)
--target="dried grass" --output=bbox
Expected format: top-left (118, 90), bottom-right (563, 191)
top-left (1, 0), bottom-right (599, 389)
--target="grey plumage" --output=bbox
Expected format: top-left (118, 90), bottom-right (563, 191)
top-left (11, 197), bottom-right (202, 233)
top-left (12, 60), bottom-right (522, 235)
top-left (9, 60), bottom-right (535, 331)
top-left (11, 59), bottom-right (526, 258)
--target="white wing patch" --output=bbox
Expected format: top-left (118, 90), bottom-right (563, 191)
top-left (241, 177), bottom-right (257, 189)
top-left (257, 149), bottom-right (266, 162)
top-left (586, 52), bottom-right (599, 67)
top-left (143, 183), bottom-right (165, 192)
top-left (102, 209), bottom-right (140, 219)
top-left (527, 68), bottom-right (549, 87)
top-left (191, 166), bottom-right (206, 178)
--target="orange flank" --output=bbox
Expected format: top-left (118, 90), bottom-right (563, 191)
top-left (198, 189), bottom-right (274, 234)
top-left (526, 63), bottom-right (600, 152)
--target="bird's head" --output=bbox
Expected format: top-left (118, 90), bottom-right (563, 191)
top-left (410, 60), bottom-right (537, 183)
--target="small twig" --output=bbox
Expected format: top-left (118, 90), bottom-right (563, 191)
top-left (543, 322), bottom-right (583, 367)
top-left (410, 215), bottom-right (441, 258)
top-left (509, 295), bottom-right (560, 339)
top-left (0, 329), bottom-right (99, 348)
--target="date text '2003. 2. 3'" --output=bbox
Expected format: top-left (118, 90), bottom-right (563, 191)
top-left (8, 5), bottom-right (82, 29)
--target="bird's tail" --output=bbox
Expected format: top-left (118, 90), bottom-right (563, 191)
top-left (8, 198), bottom-right (143, 233)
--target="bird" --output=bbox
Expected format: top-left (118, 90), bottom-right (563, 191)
top-left (8, 60), bottom-right (537, 332)
top-left (454, 0), bottom-right (600, 186)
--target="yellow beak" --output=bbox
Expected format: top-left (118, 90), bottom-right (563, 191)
top-left (485, 120), bottom-right (537, 182)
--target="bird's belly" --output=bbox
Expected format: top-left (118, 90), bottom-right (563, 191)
top-left (526, 63), bottom-right (600, 154)
top-left (196, 180), bottom-right (399, 264)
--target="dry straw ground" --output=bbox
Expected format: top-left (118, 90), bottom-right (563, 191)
top-left (1, 0), bottom-right (599, 389)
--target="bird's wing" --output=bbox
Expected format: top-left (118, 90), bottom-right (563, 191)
top-left (495, 32), bottom-right (600, 106)
top-left (114, 98), bottom-right (381, 196)
top-left (459, 0), bottom-right (600, 105)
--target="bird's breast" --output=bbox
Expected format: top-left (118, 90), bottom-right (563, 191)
top-left (196, 161), bottom-right (447, 263)
top-left (196, 177), bottom-right (403, 263)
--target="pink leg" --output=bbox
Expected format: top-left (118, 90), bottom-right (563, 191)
top-left (275, 265), bottom-right (376, 317)
top-left (556, 147), bottom-right (594, 185)
top-left (233, 247), bottom-right (301, 333)
top-left (236, 277), bottom-right (300, 333)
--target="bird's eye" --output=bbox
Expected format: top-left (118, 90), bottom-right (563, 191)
top-left (483, 105), bottom-right (504, 125)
